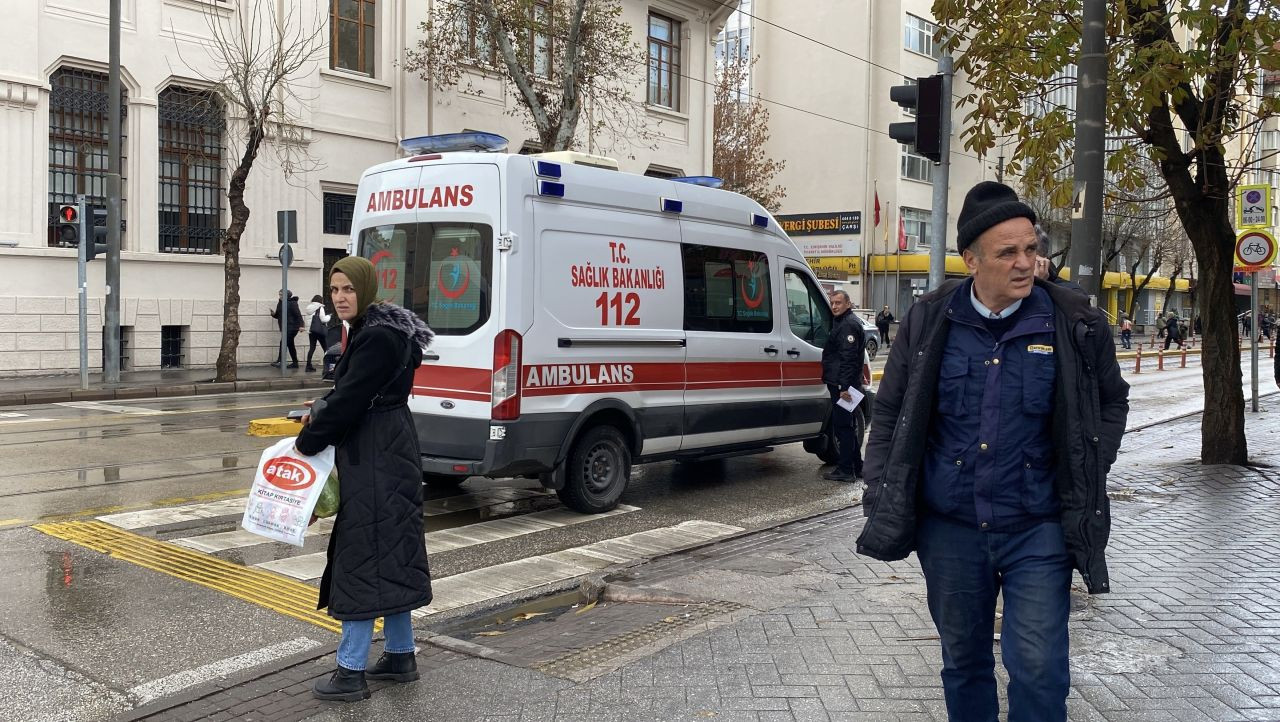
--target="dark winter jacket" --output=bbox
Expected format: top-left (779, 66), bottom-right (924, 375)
top-left (856, 278), bottom-right (1129, 594)
top-left (822, 310), bottom-right (865, 390)
top-left (876, 310), bottom-right (895, 332)
top-left (295, 302), bottom-right (433, 620)
top-left (272, 295), bottom-right (304, 334)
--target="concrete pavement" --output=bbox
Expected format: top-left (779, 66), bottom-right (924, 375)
top-left (109, 401), bottom-right (1280, 722)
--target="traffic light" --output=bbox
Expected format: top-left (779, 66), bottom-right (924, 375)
top-left (888, 74), bottom-right (945, 163)
top-left (88, 208), bottom-right (108, 262)
top-left (56, 205), bottom-right (80, 246)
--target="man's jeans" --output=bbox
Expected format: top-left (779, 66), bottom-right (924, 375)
top-left (826, 384), bottom-right (862, 475)
top-left (916, 515), bottom-right (1072, 722)
top-left (336, 611), bottom-right (416, 670)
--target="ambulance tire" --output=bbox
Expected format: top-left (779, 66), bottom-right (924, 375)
top-left (556, 425), bottom-right (631, 514)
top-left (423, 472), bottom-right (466, 489)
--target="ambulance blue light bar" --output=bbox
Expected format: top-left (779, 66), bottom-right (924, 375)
top-left (671, 176), bottom-right (724, 189)
top-left (539, 181), bottom-right (565, 197)
top-left (661, 198), bottom-right (683, 213)
top-left (399, 132), bottom-right (508, 155)
top-left (752, 214), bottom-right (769, 228)
top-left (535, 161), bottom-right (562, 179)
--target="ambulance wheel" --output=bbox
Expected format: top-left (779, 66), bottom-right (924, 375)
top-left (805, 424), bottom-right (842, 465)
top-left (556, 425), bottom-right (631, 514)
top-left (423, 472), bottom-right (466, 488)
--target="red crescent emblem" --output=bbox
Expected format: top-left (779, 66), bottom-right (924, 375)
top-left (740, 273), bottom-right (766, 309)
top-left (369, 250), bottom-right (392, 268)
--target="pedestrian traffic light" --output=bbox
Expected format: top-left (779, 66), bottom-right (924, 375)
top-left (87, 208), bottom-right (108, 262)
top-left (888, 74), bottom-right (944, 163)
top-left (56, 205), bottom-right (80, 246)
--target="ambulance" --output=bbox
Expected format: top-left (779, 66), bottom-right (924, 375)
top-left (348, 132), bottom-right (841, 513)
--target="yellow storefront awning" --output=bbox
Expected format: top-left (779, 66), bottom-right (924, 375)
top-left (865, 253), bottom-right (969, 275)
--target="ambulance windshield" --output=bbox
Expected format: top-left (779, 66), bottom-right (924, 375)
top-left (357, 222), bottom-right (493, 335)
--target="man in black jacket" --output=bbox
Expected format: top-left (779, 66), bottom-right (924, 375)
top-left (820, 290), bottom-right (866, 481)
top-left (857, 182), bottom-right (1129, 721)
top-left (270, 290), bottom-right (304, 368)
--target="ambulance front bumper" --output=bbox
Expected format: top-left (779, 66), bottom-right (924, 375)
top-left (417, 413), bottom-right (574, 479)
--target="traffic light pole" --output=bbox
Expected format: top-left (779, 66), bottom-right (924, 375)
top-left (928, 53), bottom-right (954, 292)
top-left (105, 0), bottom-right (122, 383)
top-left (1067, 0), bottom-right (1107, 305)
top-left (77, 196), bottom-right (89, 391)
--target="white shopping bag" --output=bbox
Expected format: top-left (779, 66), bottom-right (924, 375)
top-left (241, 437), bottom-right (336, 547)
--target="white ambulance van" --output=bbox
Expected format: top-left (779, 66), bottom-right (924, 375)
top-left (348, 132), bottom-right (840, 513)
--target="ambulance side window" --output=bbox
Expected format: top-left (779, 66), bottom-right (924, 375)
top-left (681, 245), bottom-right (772, 333)
top-left (784, 269), bottom-right (832, 347)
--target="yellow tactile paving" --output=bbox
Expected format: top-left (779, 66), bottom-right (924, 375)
top-left (33, 520), bottom-right (344, 634)
top-left (248, 417), bottom-right (302, 437)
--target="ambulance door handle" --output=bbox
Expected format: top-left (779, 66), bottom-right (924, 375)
top-left (786, 348), bottom-right (801, 358)
top-left (423, 352), bottom-right (440, 361)
top-left (763, 346), bottom-right (779, 355)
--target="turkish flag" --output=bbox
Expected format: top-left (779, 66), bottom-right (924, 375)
top-left (874, 190), bottom-right (881, 228)
top-left (898, 215), bottom-right (908, 251)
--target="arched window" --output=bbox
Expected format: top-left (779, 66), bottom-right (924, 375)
top-left (158, 87), bottom-right (224, 254)
top-left (47, 68), bottom-right (128, 247)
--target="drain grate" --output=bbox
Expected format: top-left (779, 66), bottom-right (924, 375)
top-left (533, 599), bottom-right (744, 677)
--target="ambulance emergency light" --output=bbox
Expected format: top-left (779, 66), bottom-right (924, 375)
top-left (671, 176), bottom-right (725, 189)
top-left (399, 132), bottom-right (508, 155)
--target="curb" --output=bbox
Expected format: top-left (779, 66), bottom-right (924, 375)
top-left (0, 378), bottom-right (330, 407)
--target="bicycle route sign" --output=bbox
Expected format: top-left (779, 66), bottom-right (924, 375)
top-left (1235, 229), bottom-right (1278, 272)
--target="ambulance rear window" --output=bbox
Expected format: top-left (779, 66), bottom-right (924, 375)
top-left (358, 222), bottom-right (492, 335)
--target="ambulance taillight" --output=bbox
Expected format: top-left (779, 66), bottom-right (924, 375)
top-left (492, 330), bottom-right (522, 421)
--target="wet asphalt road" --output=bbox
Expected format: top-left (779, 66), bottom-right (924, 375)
top-left (0, 359), bottom-right (1269, 721)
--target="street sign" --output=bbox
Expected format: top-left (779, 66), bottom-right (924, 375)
top-left (278, 244), bottom-right (294, 268)
top-left (1234, 228), bottom-right (1277, 271)
top-left (276, 210), bottom-right (298, 244)
top-left (1237, 184), bottom-right (1271, 228)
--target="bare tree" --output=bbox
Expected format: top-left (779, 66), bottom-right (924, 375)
top-left (176, 0), bottom-right (325, 382)
top-left (713, 52), bottom-right (786, 212)
top-left (405, 0), bottom-right (649, 155)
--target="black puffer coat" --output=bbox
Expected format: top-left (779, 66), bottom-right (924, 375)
top-left (295, 302), bottom-right (433, 620)
top-left (856, 278), bottom-right (1129, 594)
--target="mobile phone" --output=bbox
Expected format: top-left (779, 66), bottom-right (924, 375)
top-left (287, 409), bottom-right (307, 421)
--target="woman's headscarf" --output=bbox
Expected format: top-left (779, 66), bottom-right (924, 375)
top-left (330, 256), bottom-right (378, 320)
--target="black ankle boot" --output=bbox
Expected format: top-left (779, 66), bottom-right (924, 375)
top-left (366, 651), bottom-right (420, 682)
top-left (312, 666), bottom-right (370, 701)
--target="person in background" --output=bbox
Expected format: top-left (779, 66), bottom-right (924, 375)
top-left (304, 294), bottom-right (332, 373)
top-left (270, 290), bottom-right (303, 368)
top-left (858, 181), bottom-right (1129, 721)
top-left (876, 305), bottom-right (896, 347)
top-left (297, 257), bottom-right (434, 701)
top-left (1164, 311), bottom-right (1182, 350)
top-left (820, 290), bottom-right (866, 482)
top-left (1119, 313), bottom-right (1133, 350)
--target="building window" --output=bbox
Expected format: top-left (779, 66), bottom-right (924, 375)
top-left (904, 14), bottom-right (940, 59)
top-left (462, 10), bottom-right (497, 65)
top-left (647, 13), bottom-right (680, 110)
top-left (331, 0), bottom-right (376, 76)
top-left (47, 68), bottom-right (128, 248)
top-left (323, 193), bottom-right (356, 235)
top-left (158, 87), bottom-right (224, 255)
top-left (161, 325), bottom-right (187, 368)
top-left (1263, 130), bottom-right (1280, 152)
top-left (901, 76), bottom-right (918, 117)
top-left (902, 207), bottom-right (931, 247)
top-left (527, 0), bottom-right (553, 78)
top-left (901, 148), bottom-right (934, 183)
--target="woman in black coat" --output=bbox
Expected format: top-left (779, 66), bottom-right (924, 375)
top-left (295, 256), bottom-right (433, 702)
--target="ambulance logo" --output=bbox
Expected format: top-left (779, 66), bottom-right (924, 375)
top-left (262, 457), bottom-right (317, 492)
top-left (740, 260), bottom-right (767, 310)
top-left (437, 248), bottom-right (471, 299)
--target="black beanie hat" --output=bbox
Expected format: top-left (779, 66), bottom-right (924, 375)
top-left (956, 181), bottom-right (1037, 253)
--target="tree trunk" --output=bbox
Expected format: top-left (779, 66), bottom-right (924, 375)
top-left (214, 124), bottom-right (266, 382)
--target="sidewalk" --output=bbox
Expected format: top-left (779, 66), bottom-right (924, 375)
top-left (120, 405), bottom-right (1280, 722)
top-left (0, 365), bottom-right (330, 406)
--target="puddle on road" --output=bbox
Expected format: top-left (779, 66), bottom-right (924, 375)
top-left (1070, 628), bottom-right (1184, 673)
top-left (424, 495), bottom-right (560, 534)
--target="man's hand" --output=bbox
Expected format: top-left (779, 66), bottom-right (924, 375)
top-left (301, 399), bottom-right (314, 426)
top-left (840, 390), bottom-right (852, 402)
top-left (1034, 256), bottom-right (1050, 280)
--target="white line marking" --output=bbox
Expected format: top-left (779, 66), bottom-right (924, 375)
top-left (55, 401), bottom-right (169, 415)
top-left (414, 520), bottom-right (743, 617)
top-left (127, 637), bottom-right (322, 704)
top-left (252, 504), bottom-right (640, 581)
top-left (172, 518), bottom-right (337, 553)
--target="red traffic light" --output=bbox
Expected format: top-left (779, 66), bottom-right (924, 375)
top-left (59, 205), bottom-right (77, 223)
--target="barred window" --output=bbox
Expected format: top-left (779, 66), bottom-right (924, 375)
top-left (323, 193), bottom-right (355, 235)
top-left (158, 87), bottom-right (224, 254)
top-left (47, 68), bottom-right (128, 247)
top-left (647, 13), bottom-right (680, 110)
top-left (331, 0), bottom-right (376, 76)
top-left (904, 14), bottom-right (940, 59)
top-left (901, 148), bottom-right (933, 183)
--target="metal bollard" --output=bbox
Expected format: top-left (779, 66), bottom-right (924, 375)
top-left (1157, 349), bottom-right (1164, 371)
top-left (1181, 347), bottom-right (1187, 368)
top-left (1134, 348), bottom-right (1142, 374)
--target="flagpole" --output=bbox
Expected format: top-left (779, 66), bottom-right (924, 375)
top-left (894, 205), bottom-right (901, 310)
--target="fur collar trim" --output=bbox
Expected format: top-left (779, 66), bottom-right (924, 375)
top-left (362, 302), bottom-right (435, 348)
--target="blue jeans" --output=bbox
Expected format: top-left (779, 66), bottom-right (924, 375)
top-left (336, 611), bottom-right (415, 671)
top-left (916, 516), bottom-right (1071, 722)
